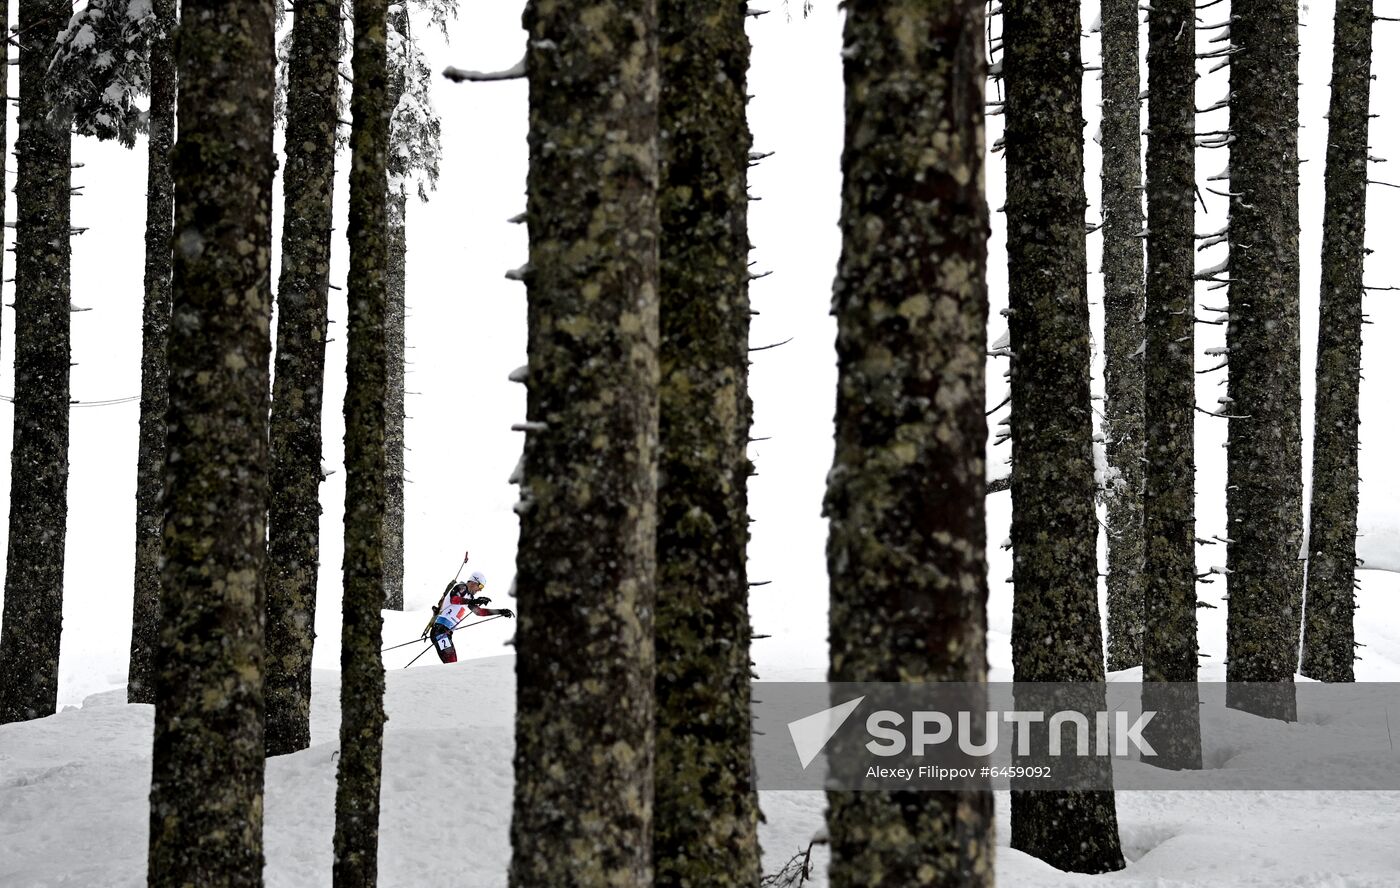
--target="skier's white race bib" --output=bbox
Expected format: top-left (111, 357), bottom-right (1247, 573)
top-left (438, 602), bottom-right (471, 627)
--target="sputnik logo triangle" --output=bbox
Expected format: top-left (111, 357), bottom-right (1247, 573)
top-left (787, 695), bottom-right (865, 769)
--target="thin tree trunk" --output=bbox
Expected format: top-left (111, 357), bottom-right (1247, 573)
top-left (654, 0), bottom-right (759, 884)
top-left (1301, 0), bottom-right (1372, 684)
top-left (264, 0), bottom-right (342, 756)
top-left (825, 3), bottom-right (993, 884)
top-left (382, 2), bottom-right (408, 612)
top-left (0, 0), bottom-right (74, 726)
top-left (1100, 0), bottom-right (1146, 673)
top-left (508, 2), bottom-right (659, 884)
top-left (331, 0), bottom-right (390, 879)
top-left (1224, 0), bottom-right (1303, 721)
top-left (1003, 0), bottom-right (1124, 873)
top-left (127, 0), bottom-right (176, 707)
top-left (145, 0), bottom-right (275, 878)
top-left (1141, 0), bottom-right (1202, 770)
top-left (382, 201), bottom-right (405, 611)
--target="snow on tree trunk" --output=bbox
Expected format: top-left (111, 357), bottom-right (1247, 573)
top-left (265, 0), bottom-right (342, 757)
top-left (331, 0), bottom-right (390, 878)
top-left (1302, 0), bottom-right (1372, 684)
top-left (824, 2), bottom-right (994, 884)
top-left (653, 0), bottom-right (759, 884)
top-left (1224, 0), bottom-right (1303, 722)
top-left (508, 2), bottom-right (659, 884)
top-left (382, 1), bottom-right (409, 613)
top-left (0, 0), bottom-right (74, 726)
top-left (1140, 0), bottom-right (1202, 770)
top-left (1002, 0), bottom-right (1125, 873)
top-left (1100, 0), bottom-right (1146, 673)
top-left (127, 0), bottom-right (176, 707)
top-left (144, 0), bottom-right (274, 878)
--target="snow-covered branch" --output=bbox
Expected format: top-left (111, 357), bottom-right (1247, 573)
top-left (442, 57), bottom-right (525, 83)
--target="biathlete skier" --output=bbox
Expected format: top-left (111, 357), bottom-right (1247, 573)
top-left (421, 571), bottom-right (514, 664)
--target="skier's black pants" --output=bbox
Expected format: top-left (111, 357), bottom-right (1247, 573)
top-left (430, 623), bottom-right (457, 664)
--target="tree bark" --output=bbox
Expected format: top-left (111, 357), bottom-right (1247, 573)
top-left (1100, 0), bottom-right (1146, 673)
top-left (1301, 0), bottom-right (1372, 684)
top-left (127, 0), bottom-right (177, 707)
top-left (331, 0), bottom-right (390, 880)
top-left (654, 1), bottom-right (759, 885)
top-left (264, 0), bottom-right (342, 756)
top-left (1224, 0), bottom-right (1303, 721)
top-left (382, 203), bottom-right (405, 611)
top-left (1003, 0), bottom-right (1125, 873)
top-left (824, 3), bottom-right (993, 885)
top-left (382, 2), bottom-right (409, 613)
top-left (145, 0), bottom-right (275, 878)
top-left (1141, 0), bottom-right (1202, 770)
top-left (508, 2), bottom-right (659, 884)
top-left (0, 0), bottom-right (74, 726)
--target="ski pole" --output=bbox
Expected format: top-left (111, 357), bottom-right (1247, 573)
top-left (402, 615), bottom-right (507, 668)
top-left (385, 613), bottom-right (504, 654)
top-left (381, 636), bottom-right (429, 653)
top-left (404, 641), bottom-right (436, 668)
top-left (453, 614), bottom-right (504, 631)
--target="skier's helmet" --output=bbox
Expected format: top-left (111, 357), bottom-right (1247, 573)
top-left (468, 571), bottom-right (487, 587)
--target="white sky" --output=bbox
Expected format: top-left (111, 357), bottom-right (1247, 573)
top-left (0, 1), bottom-right (1397, 706)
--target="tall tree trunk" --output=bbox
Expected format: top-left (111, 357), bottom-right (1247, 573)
top-left (1301, 0), bottom-right (1373, 684)
top-left (654, 0), bottom-right (759, 884)
top-left (264, 0), bottom-right (342, 756)
top-left (1003, 0), bottom-right (1125, 873)
top-left (508, 2), bottom-right (659, 884)
top-left (1100, 0), bottom-right (1146, 673)
top-left (825, 3), bottom-right (994, 885)
top-left (145, 0), bottom-right (275, 878)
top-left (1224, 0), bottom-right (1303, 721)
top-left (127, 0), bottom-right (177, 707)
top-left (331, 0), bottom-right (390, 879)
top-left (382, 202), bottom-right (406, 611)
top-left (381, 2), bottom-right (408, 613)
top-left (0, 0), bottom-right (74, 726)
top-left (1140, 0), bottom-right (1202, 770)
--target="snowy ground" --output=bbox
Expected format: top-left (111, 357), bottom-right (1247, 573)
top-left (6, 592), bottom-right (1400, 888)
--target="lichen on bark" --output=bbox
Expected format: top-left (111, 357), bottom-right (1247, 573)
top-left (331, 0), bottom-right (391, 880)
top-left (1100, 0), bottom-right (1146, 673)
top-left (1224, 0), bottom-right (1304, 721)
top-left (823, 2), bottom-right (994, 885)
top-left (265, 0), bottom-right (342, 757)
top-left (0, 0), bottom-right (75, 726)
top-left (1141, 0), bottom-right (1202, 769)
top-left (127, 0), bottom-right (177, 707)
top-left (508, 2), bottom-right (660, 885)
top-left (1301, 0), bottom-right (1372, 684)
top-left (144, 0), bottom-right (275, 878)
top-left (1002, 0), bottom-right (1125, 872)
top-left (381, 204), bottom-right (406, 612)
top-left (653, 1), bottom-right (760, 885)
top-left (381, 1), bottom-right (410, 613)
